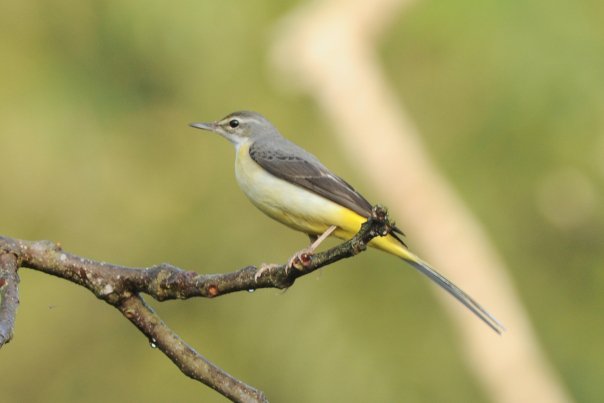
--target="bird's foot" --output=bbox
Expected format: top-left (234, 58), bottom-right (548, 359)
top-left (287, 225), bottom-right (338, 271)
top-left (287, 248), bottom-right (314, 271)
top-left (256, 226), bottom-right (339, 278)
top-left (255, 263), bottom-right (281, 282)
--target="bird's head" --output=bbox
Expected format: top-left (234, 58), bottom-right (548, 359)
top-left (190, 111), bottom-right (278, 146)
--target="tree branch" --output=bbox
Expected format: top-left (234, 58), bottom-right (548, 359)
top-left (0, 205), bottom-right (392, 402)
top-left (0, 238), bottom-right (19, 347)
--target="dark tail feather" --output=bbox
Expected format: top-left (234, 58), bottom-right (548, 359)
top-left (404, 257), bottom-right (505, 334)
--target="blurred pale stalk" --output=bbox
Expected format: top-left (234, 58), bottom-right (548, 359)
top-left (270, 0), bottom-right (572, 402)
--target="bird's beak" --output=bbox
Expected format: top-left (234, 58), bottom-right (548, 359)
top-left (189, 122), bottom-right (216, 131)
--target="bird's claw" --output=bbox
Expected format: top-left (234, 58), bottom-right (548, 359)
top-left (287, 249), bottom-right (313, 271)
top-left (255, 263), bottom-right (280, 282)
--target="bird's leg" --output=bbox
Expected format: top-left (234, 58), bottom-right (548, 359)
top-left (307, 234), bottom-right (318, 243)
top-left (255, 235), bottom-right (320, 281)
top-left (288, 225), bottom-right (337, 270)
top-left (309, 225), bottom-right (337, 250)
top-left (254, 225), bottom-right (337, 281)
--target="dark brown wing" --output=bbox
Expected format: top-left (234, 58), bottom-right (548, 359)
top-left (249, 137), bottom-right (406, 243)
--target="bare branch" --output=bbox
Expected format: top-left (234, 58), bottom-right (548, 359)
top-left (0, 239), bottom-right (19, 347)
top-left (117, 294), bottom-right (266, 402)
top-left (0, 205), bottom-right (391, 402)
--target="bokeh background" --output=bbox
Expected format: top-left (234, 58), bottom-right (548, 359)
top-left (1, 0), bottom-right (603, 402)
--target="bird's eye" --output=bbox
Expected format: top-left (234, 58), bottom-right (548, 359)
top-left (229, 119), bottom-right (239, 128)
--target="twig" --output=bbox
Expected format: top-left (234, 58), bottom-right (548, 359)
top-left (0, 205), bottom-right (391, 402)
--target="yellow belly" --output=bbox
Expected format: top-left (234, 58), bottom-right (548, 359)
top-left (234, 141), bottom-right (411, 259)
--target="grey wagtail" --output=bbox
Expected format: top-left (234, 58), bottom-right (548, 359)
top-left (190, 111), bottom-right (504, 334)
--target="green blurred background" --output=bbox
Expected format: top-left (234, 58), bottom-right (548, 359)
top-left (1, 0), bottom-right (603, 402)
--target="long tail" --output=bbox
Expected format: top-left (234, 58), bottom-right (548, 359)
top-left (373, 236), bottom-right (505, 334)
top-left (403, 256), bottom-right (505, 334)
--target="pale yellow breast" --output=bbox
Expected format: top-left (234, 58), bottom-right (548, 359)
top-left (234, 141), bottom-right (361, 238)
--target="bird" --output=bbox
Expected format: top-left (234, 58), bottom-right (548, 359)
top-left (190, 111), bottom-right (504, 334)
